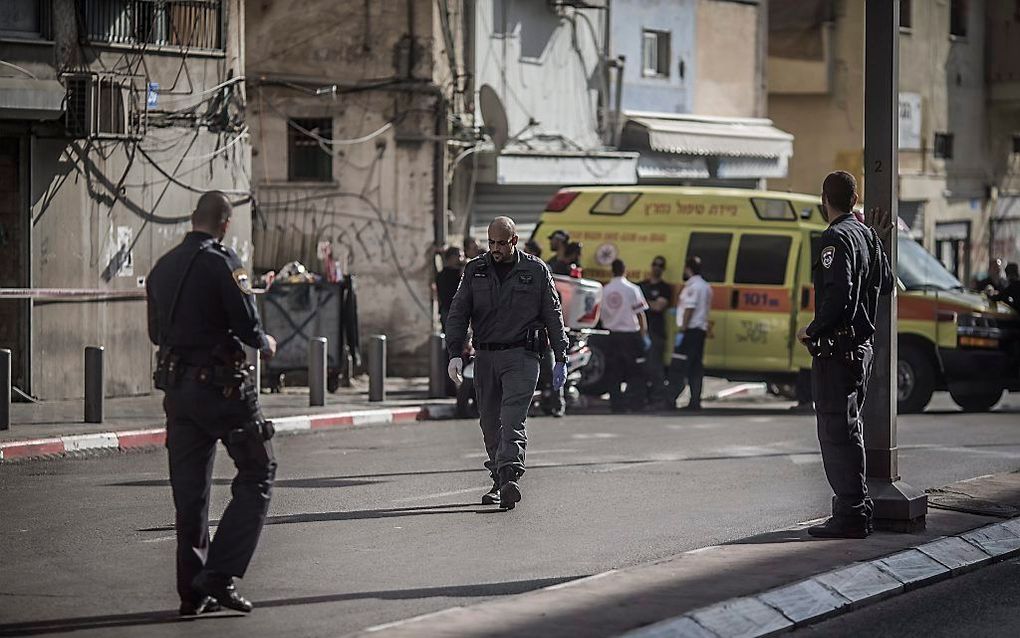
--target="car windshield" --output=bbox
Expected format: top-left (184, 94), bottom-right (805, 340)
top-left (897, 237), bottom-right (964, 291)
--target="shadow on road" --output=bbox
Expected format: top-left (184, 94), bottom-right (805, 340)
top-left (110, 477), bottom-right (385, 489)
top-left (0, 577), bottom-right (581, 637)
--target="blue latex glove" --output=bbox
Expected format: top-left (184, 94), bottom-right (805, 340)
top-left (553, 361), bottom-right (567, 391)
top-left (642, 334), bottom-right (652, 351)
top-left (674, 332), bottom-right (685, 350)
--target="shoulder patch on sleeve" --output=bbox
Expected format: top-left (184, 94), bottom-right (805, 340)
top-left (821, 245), bottom-right (836, 269)
top-left (233, 268), bottom-right (253, 295)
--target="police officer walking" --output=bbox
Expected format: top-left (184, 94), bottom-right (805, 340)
top-left (797, 171), bottom-right (893, 539)
top-left (446, 216), bottom-right (568, 510)
top-left (146, 191), bottom-right (278, 614)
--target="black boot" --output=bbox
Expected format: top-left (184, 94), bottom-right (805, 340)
top-left (807, 517), bottom-right (870, 539)
top-left (498, 467), bottom-right (521, 510)
top-left (482, 473), bottom-right (501, 505)
top-left (191, 571), bottom-right (254, 613)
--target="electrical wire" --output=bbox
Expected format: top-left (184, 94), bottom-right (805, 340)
top-left (0, 59), bottom-right (37, 79)
top-left (175, 126), bottom-right (249, 162)
top-left (260, 95), bottom-right (396, 147)
top-left (137, 144), bottom-right (250, 195)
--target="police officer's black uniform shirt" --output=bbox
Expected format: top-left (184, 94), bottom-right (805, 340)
top-left (806, 213), bottom-right (894, 342)
top-left (146, 231), bottom-right (269, 365)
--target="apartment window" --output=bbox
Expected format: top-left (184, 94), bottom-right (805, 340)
top-left (0, 0), bottom-right (52, 39)
top-left (899, 0), bottom-right (912, 29)
top-left (78, 0), bottom-right (223, 50)
top-left (934, 132), bottom-right (954, 159)
top-left (949, 0), bottom-right (968, 37)
top-left (641, 30), bottom-right (671, 78)
top-left (288, 118), bottom-right (333, 182)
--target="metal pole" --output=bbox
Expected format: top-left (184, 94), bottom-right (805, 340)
top-left (863, 0), bottom-right (926, 530)
top-left (309, 337), bottom-right (327, 407)
top-left (0, 349), bottom-right (11, 431)
top-left (428, 333), bottom-right (447, 398)
top-left (368, 334), bottom-right (386, 402)
top-left (84, 346), bottom-right (104, 423)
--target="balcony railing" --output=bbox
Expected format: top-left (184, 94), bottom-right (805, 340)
top-left (79, 0), bottom-right (223, 51)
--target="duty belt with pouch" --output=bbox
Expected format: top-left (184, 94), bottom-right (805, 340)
top-left (153, 348), bottom-right (183, 390)
top-left (808, 326), bottom-right (859, 363)
top-left (525, 327), bottom-right (550, 355)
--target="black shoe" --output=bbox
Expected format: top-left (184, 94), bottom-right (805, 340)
top-left (681, 403), bottom-right (702, 412)
top-left (807, 517), bottom-right (870, 539)
top-left (191, 571), bottom-right (254, 613)
top-left (481, 478), bottom-right (501, 505)
top-left (498, 467), bottom-right (521, 510)
top-left (179, 596), bottom-right (221, 616)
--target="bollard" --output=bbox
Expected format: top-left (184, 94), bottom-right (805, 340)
top-left (0, 349), bottom-right (10, 431)
top-left (368, 335), bottom-right (386, 402)
top-left (309, 337), bottom-right (327, 407)
top-left (428, 334), bottom-right (447, 398)
top-left (84, 346), bottom-right (104, 423)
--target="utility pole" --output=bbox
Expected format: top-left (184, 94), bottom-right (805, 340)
top-left (862, 0), bottom-right (927, 531)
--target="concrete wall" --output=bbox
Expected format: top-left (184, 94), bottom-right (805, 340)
top-left (473, 0), bottom-right (603, 152)
top-left (1, 0), bottom-right (250, 399)
top-left (692, 0), bottom-right (762, 117)
top-left (247, 0), bottom-right (451, 375)
top-left (611, 0), bottom-right (696, 115)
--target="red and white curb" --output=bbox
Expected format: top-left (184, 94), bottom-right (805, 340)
top-left (0, 405), bottom-right (449, 463)
top-left (708, 383), bottom-right (767, 402)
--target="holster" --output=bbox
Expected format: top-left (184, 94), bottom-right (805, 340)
top-left (153, 349), bottom-right (183, 390)
top-left (525, 327), bottom-right (550, 355)
top-left (228, 384), bottom-right (275, 445)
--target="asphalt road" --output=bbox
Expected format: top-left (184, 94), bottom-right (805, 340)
top-left (793, 556), bottom-right (1020, 638)
top-left (1, 392), bottom-right (1018, 637)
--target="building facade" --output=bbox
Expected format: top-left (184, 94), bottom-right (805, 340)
top-left (0, 0), bottom-right (250, 399)
top-left (768, 0), bottom-right (1020, 283)
top-left (246, 0), bottom-right (459, 374)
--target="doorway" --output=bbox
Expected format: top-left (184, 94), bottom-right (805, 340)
top-left (0, 136), bottom-right (30, 393)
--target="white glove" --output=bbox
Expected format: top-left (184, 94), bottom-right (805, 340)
top-left (448, 357), bottom-right (464, 386)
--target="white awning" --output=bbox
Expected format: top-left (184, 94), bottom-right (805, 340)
top-left (484, 150), bottom-right (639, 186)
top-left (622, 112), bottom-right (794, 160)
top-left (0, 78), bottom-right (65, 120)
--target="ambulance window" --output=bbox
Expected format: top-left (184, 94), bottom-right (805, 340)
top-left (686, 232), bottom-right (731, 282)
top-left (734, 234), bottom-right (792, 285)
top-left (750, 198), bottom-right (796, 221)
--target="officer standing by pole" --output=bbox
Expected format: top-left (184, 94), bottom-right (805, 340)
top-left (446, 216), bottom-right (568, 510)
top-left (147, 191), bottom-right (278, 615)
top-left (797, 171), bottom-right (893, 539)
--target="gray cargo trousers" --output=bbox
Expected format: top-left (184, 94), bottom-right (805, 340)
top-left (473, 348), bottom-right (541, 478)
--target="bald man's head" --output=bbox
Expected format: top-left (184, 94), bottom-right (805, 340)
top-left (487, 216), bottom-right (518, 263)
top-left (191, 191), bottom-right (232, 239)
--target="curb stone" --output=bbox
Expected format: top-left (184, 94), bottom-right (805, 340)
top-left (0, 404), bottom-right (446, 463)
top-left (619, 520), bottom-right (1020, 638)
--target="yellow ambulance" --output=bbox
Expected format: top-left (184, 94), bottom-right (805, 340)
top-left (532, 186), bottom-right (1020, 413)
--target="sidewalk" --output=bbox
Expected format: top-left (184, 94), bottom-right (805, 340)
top-left (358, 471), bottom-right (1020, 638)
top-left (1, 377), bottom-right (455, 462)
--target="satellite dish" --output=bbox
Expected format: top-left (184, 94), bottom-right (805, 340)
top-left (478, 84), bottom-right (509, 152)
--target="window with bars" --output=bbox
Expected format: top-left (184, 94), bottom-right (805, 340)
top-left (79, 0), bottom-right (223, 50)
top-left (288, 118), bottom-right (333, 182)
top-left (0, 0), bottom-right (53, 39)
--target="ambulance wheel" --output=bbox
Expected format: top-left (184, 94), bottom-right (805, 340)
top-left (579, 341), bottom-right (610, 396)
top-left (897, 343), bottom-right (935, 414)
top-left (949, 388), bottom-right (1003, 412)
top-left (456, 378), bottom-right (479, 419)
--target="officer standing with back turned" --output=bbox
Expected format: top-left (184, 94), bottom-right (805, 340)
top-left (797, 171), bottom-right (893, 539)
top-left (446, 216), bottom-right (568, 510)
top-left (147, 191), bottom-right (278, 615)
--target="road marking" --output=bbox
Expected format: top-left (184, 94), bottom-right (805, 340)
top-left (749, 416), bottom-right (775, 423)
top-left (787, 453), bottom-right (822, 465)
top-left (571, 433), bottom-right (619, 439)
top-left (462, 449), bottom-right (578, 459)
top-left (364, 605), bottom-right (466, 633)
top-left (391, 487), bottom-right (480, 503)
top-left (544, 570), bottom-right (617, 591)
top-left (140, 535), bottom-right (176, 543)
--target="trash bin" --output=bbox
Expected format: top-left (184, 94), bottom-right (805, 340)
top-left (259, 281), bottom-right (345, 392)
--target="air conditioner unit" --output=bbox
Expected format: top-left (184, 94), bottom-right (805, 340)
top-left (63, 73), bottom-right (144, 140)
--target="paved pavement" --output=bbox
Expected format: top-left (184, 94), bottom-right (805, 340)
top-left (793, 556), bottom-right (1020, 638)
top-left (0, 392), bottom-right (1017, 637)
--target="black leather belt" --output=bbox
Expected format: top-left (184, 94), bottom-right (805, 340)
top-left (476, 341), bottom-right (526, 351)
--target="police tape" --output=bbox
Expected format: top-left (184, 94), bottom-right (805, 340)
top-left (0, 288), bottom-right (147, 300)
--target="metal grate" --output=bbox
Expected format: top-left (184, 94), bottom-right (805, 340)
top-left (79, 0), bottom-right (223, 50)
top-left (64, 74), bottom-right (92, 138)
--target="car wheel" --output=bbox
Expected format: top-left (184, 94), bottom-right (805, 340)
top-left (949, 387), bottom-right (1003, 413)
top-left (579, 341), bottom-right (610, 396)
top-left (897, 343), bottom-right (935, 414)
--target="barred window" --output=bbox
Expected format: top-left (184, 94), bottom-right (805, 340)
top-left (79, 0), bottom-right (223, 50)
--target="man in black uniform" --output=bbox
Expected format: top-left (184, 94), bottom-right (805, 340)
top-left (447, 216), bottom-right (568, 509)
top-left (147, 191), bottom-right (278, 614)
top-left (797, 171), bottom-right (893, 539)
